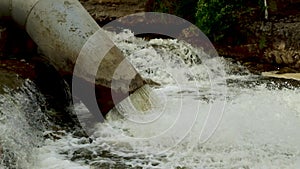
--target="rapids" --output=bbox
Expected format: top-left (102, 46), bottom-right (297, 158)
top-left (0, 30), bottom-right (299, 169)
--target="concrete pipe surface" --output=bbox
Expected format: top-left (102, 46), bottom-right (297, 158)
top-left (0, 0), bottom-right (145, 117)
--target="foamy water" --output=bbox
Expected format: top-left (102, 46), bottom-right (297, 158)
top-left (0, 80), bottom-right (48, 168)
top-left (32, 84), bottom-right (300, 169)
top-left (0, 30), bottom-right (299, 169)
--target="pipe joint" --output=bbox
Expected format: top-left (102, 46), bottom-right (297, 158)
top-left (0, 0), bottom-right (40, 26)
top-left (11, 0), bottom-right (40, 26)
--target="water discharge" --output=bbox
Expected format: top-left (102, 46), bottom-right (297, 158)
top-left (0, 30), bottom-right (299, 168)
top-left (0, 80), bottom-right (48, 168)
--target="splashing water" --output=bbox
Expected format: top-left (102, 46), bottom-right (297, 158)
top-left (0, 80), bottom-right (48, 168)
top-left (1, 30), bottom-right (299, 169)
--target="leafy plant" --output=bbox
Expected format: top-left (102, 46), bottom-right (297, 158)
top-left (196, 0), bottom-right (246, 42)
top-left (195, 0), bottom-right (261, 44)
top-left (149, 0), bottom-right (265, 45)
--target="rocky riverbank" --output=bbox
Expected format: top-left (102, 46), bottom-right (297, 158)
top-left (79, 0), bottom-right (300, 74)
top-left (217, 12), bottom-right (300, 73)
top-left (1, 0), bottom-right (300, 88)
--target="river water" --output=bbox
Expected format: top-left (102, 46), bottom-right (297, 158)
top-left (0, 30), bottom-right (300, 169)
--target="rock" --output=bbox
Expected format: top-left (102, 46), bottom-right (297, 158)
top-left (277, 67), bottom-right (299, 74)
top-left (0, 58), bottom-right (69, 106)
top-left (71, 148), bottom-right (94, 161)
top-left (217, 7), bottom-right (300, 71)
top-left (296, 60), bottom-right (300, 68)
top-left (217, 44), bottom-right (261, 62)
top-left (0, 58), bottom-right (79, 129)
top-left (0, 59), bottom-right (35, 93)
top-left (242, 62), bottom-right (279, 74)
top-left (262, 71), bottom-right (300, 81)
top-left (265, 49), bottom-right (300, 66)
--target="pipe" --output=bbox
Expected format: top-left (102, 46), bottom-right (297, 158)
top-left (264, 0), bottom-right (268, 20)
top-left (0, 0), bottom-right (145, 117)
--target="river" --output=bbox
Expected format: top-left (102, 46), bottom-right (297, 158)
top-left (0, 30), bottom-right (299, 169)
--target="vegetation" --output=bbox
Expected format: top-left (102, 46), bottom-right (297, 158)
top-left (195, 0), bottom-right (246, 43)
top-left (146, 0), bottom-right (198, 23)
top-left (149, 0), bottom-right (267, 44)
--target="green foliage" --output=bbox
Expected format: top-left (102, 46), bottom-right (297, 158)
top-left (154, 0), bottom-right (172, 13)
top-left (259, 35), bottom-right (267, 49)
top-left (149, 0), bottom-right (266, 44)
top-left (195, 0), bottom-right (250, 43)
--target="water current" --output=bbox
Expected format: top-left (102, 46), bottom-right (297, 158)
top-left (0, 30), bottom-right (299, 169)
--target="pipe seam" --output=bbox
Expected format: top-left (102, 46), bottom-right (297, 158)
top-left (11, 0), bottom-right (40, 26)
top-left (23, 0), bottom-right (41, 27)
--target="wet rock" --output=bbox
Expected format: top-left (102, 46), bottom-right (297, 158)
top-left (43, 130), bottom-right (67, 140)
top-left (0, 59), bottom-right (35, 93)
top-left (0, 58), bottom-right (79, 130)
top-left (277, 67), bottom-right (299, 74)
top-left (71, 148), bottom-right (94, 161)
top-left (0, 69), bottom-right (22, 92)
top-left (31, 57), bottom-right (82, 129)
top-left (90, 162), bottom-right (142, 169)
top-left (242, 62), bottom-right (279, 74)
top-left (31, 57), bottom-right (71, 113)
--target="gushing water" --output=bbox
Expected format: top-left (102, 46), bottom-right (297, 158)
top-left (0, 80), bottom-right (48, 168)
top-left (0, 30), bottom-right (299, 169)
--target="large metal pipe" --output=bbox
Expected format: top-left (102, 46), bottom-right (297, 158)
top-left (0, 0), bottom-right (145, 116)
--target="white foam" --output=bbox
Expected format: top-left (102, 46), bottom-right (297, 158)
top-left (32, 137), bottom-right (89, 169)
top-left (20, 30), bottom-right (300, 168)
top-left (0, 80), bottom-right (47, 168)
